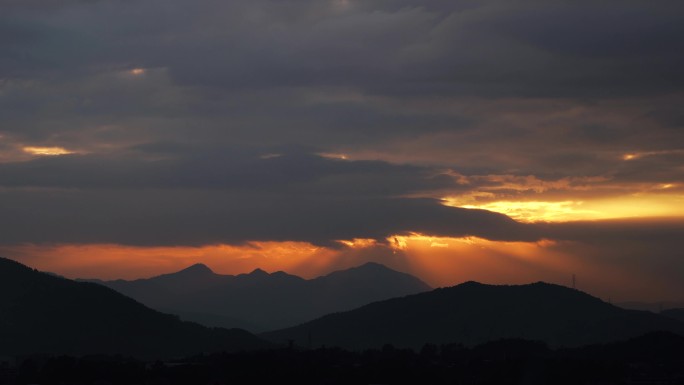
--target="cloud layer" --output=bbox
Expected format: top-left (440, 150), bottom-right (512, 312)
top-left (1, 0), bottom-right (683, 296)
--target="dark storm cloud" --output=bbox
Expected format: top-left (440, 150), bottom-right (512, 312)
top-left (612, 153), bottom-right (684, 184)
top-left (0, 150), bottom-right (458, 195)
top-left (3, 0), bottom-right (683, 94)
top-left (0, 0), bottom-right (102, 10)
top-left (3, 148), bottom-right (680, 248)
top-left (0, 151), bottom-right (527, 246)
top-left (0, 189), bottom-right (533, 246)
top-left (457, 2), bottom-right (684, 98)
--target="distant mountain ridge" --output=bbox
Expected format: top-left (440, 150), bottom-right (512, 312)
top-left (263, 281), bottom-right (684, 350)
top-left (82, 262), bottom-right (431, 331)
top-left (0, 258), bottom-right (267, 358)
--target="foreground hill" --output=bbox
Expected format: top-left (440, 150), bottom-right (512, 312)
top-left (618, 300), bottom-right (684, 312)
top-left (263, 281), bottom-right (684, 350)
top-left (8, 331), bottom-right (684, 385)
top-left (662, 308), bottom-right (684, 322)
top-left (0, 258), bottom-right (267, 358)
top-left (84, 262), bottom-right (431, 331)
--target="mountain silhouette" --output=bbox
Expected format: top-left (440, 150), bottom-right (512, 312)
top-left (618, 300), bottom-right (684, 312)
top-left (661, 308), bottom-right (684, 322)
top-left (83, 262), bottom-right (431, 331)
top-left (0, 258), bottom-right (267, 358)
top-left (262, 281), bottom-right (684, 350)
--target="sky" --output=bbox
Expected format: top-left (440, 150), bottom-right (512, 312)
top-left (1, 0), bottom-right (684, 302)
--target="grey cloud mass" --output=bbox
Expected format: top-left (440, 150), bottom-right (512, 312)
top-left (0, 0), bottom-right (683, 250)
top-left (0, 189), bottom-right (533, 246)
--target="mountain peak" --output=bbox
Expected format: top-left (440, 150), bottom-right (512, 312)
top-left (315, 262), bottom-right (432, 293)
top-left (249, 268), bottom-right (269, 276)
top-left (326, 262), bottom-right (398, 277)
top-left (355, 262), bottom-right (390, 271)
top-left (178, 263), bottom-right (214, 275)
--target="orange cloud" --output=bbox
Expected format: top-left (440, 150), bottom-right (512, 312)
top-left (23, 146), bottom-right (75, 156)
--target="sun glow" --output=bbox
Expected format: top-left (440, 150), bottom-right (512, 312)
top-left (620, 149), bottom-right (684, 161)
top-left (375, 233), bottom-right (665, 300)
top-left (338, 238), bottom-right (377, 248)
top-left (318, 152), bottom-right (349, 160)
top-left (460, 201), bottom-right (598, 223)
top-left (129, 68), bottom-right (146, 75)
top-left (381, 233), bottom-right (582, 288)
top-left (23, 146), bottom-right (75, 156)
top-left (444, 194), bottom-right (684, 223)
top-left (387, 234), bottom-right (457, 250)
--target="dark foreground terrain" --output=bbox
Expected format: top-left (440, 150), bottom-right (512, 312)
top-left (0, 258), bottom-right (267, 358)
top-left (264, 281), bottom-right (684, 349)
top-left (2, 331), bottom-right (683, 385)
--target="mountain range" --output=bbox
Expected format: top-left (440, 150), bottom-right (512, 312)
top-left (263, 281), bottom-right (684, 350)
top-left (0, 258), bottom-right (267, 358)
top-left (82, 262), bottom-right (431, 331)
top-left (5, 256), bottom-right (683, 358)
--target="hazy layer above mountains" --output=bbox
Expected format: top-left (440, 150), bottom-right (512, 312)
top-left (82, 262), bottom-right (432, 331)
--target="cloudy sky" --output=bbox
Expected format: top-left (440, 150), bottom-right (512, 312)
top-left (2, 0), bottom-right (683, 302)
